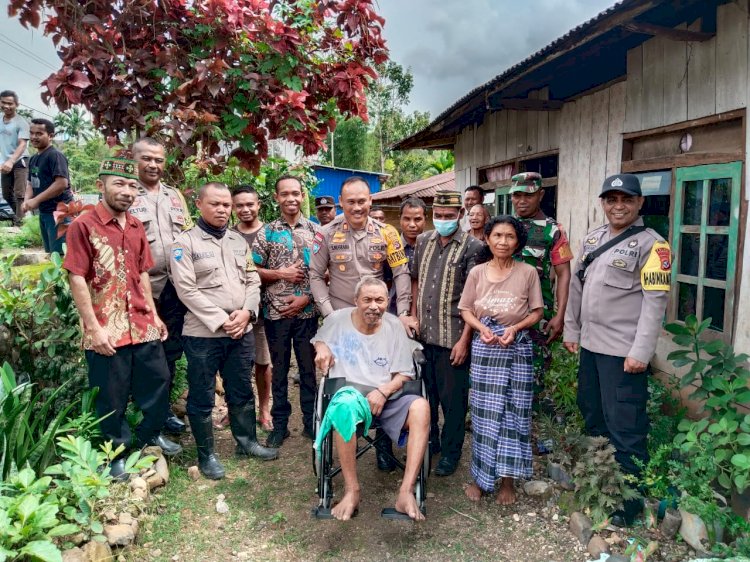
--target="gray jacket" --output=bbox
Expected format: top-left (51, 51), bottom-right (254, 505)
top-left (564, 218), bottom-right (671, 363)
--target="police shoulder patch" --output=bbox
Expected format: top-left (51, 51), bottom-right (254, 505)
top-left (172, 248), bottom-right (184, 262)
top-left (641, 240), bottom-right (672, 291)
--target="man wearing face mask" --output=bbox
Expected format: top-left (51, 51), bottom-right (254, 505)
top-left (410, 190), bottom-right (485, 477)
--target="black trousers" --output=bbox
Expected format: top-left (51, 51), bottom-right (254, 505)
top-left (85, 340), bottom-right (170, 450)
top-left (265, 316), bottom-right (318, 432)
top-left (183, 333), bottom-right (255, 417)
top-left (154, 280), bottom-right (187, 381)
top-left (577, 348), bottom-right (650, 475)
top-left (423, 343), bottom-right (470, 462)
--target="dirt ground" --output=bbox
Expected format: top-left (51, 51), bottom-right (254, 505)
top-left (124, 376), bottom-right (600, 562)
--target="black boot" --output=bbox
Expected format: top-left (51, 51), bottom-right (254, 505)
top-left (164, 413), bottom-right (187, 434)
top-left (141, 433), bottom-right (183, 456)
top-left (376, 428), bottom-right (396, 472)
top-left (188, 415), bottom-right (225, 480)
top-left (228, 404), bottom-right (278, 461)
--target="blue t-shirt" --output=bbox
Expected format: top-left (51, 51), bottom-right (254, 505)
top-left (29, 146), bottom-right (73, 214)
top-left (0, 115), bottom-right (30, 162)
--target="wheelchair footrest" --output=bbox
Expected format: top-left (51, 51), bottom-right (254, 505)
top-left (381, 507), bottom-right (423, 520)
top-left (311, 507), bottom-right (334, 519)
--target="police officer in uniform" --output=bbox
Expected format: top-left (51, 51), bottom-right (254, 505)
top-left (171, 182), bottom-right (278, 480)
top-left (564, 173), bottom-right (671, 526)
top-left (129, 137), bottom-right (193, 434)
top-left (314, 195), bottom-right (336, 226)
top-left (309, 176), bottom-right (415, 329)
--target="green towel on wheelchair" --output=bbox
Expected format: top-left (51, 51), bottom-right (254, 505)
top-left (314, 386), bottom-right (372, 451)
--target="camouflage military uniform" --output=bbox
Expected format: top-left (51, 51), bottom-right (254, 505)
top-left (516, 215), bottom-right (573, 385)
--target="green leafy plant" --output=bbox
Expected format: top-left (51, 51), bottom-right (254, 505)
top-left (666, 315), bottom-right (750, 419)
top-left (0, 362), bottom-right (78, 481)
top-left (0, 467), bottom-right (78, 562)
top-left (4, 215), bottom-right (43, 249)
top-left (537, 412), bottom-right (586, 473)
top-left (542, 341), bottom-right (583, 426)
top-left (634, 444), bottom-right (675, 501)
top-left (0, 253), bottom-right (84, 391)
top-left (646, 374), bottom-right (685, 457)
top-left (45, 436), bottom-right (156, 542)
top-left (571, 436), bottom-right (639, 524)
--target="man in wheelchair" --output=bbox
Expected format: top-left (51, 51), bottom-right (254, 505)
top-left (312, 277), bottom-right (430, 521)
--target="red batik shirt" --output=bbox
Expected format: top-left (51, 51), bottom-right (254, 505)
top-left (63, 202), bottom-right (161, 350)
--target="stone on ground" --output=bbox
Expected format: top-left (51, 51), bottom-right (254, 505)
top-left (104, 524), bottom-right (136, 547)
top-left (569, 511), bottom-right (593, 545)
top-left (81, 541), bottom-right (113, 561)
top-left (587, 535), bottom-right (609, 558)
top-left (523, 480), bottom-right (552, 498)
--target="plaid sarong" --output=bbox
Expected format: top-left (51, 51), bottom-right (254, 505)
top-left (470, 317), bottom-right (534, 491)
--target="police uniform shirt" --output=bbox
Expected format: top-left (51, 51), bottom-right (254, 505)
top-left (309, 214), bottom-right (410, 317)
top-left (564, 217), bottom-right (671, 364)
top-left (170, 227), bottom-right (261, 338)
top-left (128, 183), bottom-right (193, 297)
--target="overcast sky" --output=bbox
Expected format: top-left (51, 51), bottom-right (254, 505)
top-left (1, 0), bottom-right (615, 119)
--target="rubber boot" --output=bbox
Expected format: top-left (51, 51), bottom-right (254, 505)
top-left (228, 404), bottom-right (278, 461)
top-left (188, 415), bottom-right (225, 480)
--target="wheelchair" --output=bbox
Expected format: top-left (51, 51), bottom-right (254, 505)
top-left (311, 348), bottom-right (430, 520)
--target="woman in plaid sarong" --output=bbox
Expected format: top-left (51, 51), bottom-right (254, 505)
top-left (458, 216), bottom-right (543, 505)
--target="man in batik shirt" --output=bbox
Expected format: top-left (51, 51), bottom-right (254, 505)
top-left (510, 172), bottom-right (573, 392)
top-left (64, 158), bottom-right (181, 481)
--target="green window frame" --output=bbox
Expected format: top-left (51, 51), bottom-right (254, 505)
top-left (672, 162), bottom-right (741, 337)
top-left (495, 185), bottom-right (512, 215)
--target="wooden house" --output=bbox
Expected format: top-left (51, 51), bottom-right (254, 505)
top-left (395, 0), bottom-right (750, 376)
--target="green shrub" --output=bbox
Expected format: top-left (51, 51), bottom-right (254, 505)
top-left (0, 468), bottom-right (78, 562)
top-left (4, 215), bottom-right (43, 249)
top-left (571, 436), bottom-right (639, 524)
top-left (0, 362), bottom-right (78, 481)
top-left (543, 341), bottom-right (583, 426)
top-left (0, 253), bottom-right (85, 393)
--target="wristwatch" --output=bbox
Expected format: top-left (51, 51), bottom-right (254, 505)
top-left (248, 310), bottom-right (257, 323)
top-left (399, 311), bottom-right (410, 317)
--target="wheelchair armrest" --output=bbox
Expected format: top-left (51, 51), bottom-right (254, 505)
top-left (412, 348), bottom-right (426, 366)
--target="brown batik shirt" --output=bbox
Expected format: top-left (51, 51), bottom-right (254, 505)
top-left (410, 228), bottom-right (485, 349)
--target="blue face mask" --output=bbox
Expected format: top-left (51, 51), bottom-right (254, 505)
top-left (433, 218), bottom-right (459, 237)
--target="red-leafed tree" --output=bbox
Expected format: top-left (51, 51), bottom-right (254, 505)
top-left (8, 0), bottom-right (388, 173)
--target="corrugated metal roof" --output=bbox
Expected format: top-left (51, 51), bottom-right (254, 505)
top-left (393, 0), bottom-right (647, 150)
top-left (371, 171), bottom-right (456, 201)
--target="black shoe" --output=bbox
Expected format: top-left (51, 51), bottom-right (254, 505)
top-left (302, 426), bottom-right (315, 440)
top-left (164, 414), bottom-right (187, 434)
top-left (228, 404), bottom-right (278, 461)
top-left (143, 433), bottom-right (183, 456)
top-left (109, 458), bottom-right (130, 482)
top-left (376, 429), bottom-right (396, 472)
top-left (376, 448), bottom-right (397, 472)
top-left (434, 457), bottom-right (458, 477)
top-left (188, 415), bottom-right (225, 480)
top-left (265, 428), bottom-right (290, 448)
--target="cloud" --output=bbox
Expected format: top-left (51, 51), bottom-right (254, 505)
top-left (378, 0), bottom-right (616, 117)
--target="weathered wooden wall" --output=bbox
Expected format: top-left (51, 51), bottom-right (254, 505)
top-left (453, 88), bottom-right (561, 192)
top-left (624, 2), bottom-right (749, 132)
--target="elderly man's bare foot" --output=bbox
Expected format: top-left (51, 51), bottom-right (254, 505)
top-left (495, 478), bottom-right (516, 505)
top-left (395, 490), bottom-right (425, 521)
top-left (465, 482), bottom-right (482, 501)
top-left (331, 490), bottom-right (360, 521)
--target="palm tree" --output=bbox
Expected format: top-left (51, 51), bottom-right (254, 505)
top-left (54, 107), bottom-right (94, 143)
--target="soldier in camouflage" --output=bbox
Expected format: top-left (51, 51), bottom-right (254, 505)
top-left (510, 172), bottom-right (573, 394)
